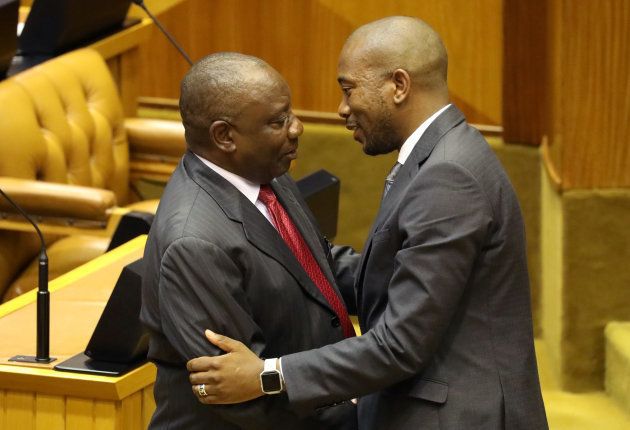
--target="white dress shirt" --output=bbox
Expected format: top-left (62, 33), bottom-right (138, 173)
top-left (397, 103), bottom-right (451, 165)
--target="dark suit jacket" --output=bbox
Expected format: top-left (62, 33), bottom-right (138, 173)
top-left (281, 106), bottom-right (549, 430)
top-left (140, 152), bottom-right (356, 429)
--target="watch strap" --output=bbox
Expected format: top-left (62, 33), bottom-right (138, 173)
top-left (264, 358), bottom-right (277, 372)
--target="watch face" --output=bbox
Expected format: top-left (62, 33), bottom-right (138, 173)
top-left (261, 372), bottom-right (282, 392)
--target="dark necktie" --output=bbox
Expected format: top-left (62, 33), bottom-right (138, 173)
top-left (258, 185), bottom-right (355, 338)
top-left (383, 162), bottom-right (402, 199)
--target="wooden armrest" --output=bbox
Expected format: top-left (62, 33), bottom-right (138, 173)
top-left (0, 177), bottom-right (116, 222)
top-left (125, 118), bottom-right (186, 160)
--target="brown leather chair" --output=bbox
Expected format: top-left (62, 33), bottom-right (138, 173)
top-left (0, 48), bottom-right (185, 301)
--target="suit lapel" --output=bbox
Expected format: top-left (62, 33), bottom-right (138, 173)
top-left (372, 105), bottom-right (466, 233)
top-left (271, 178), bottom-right (340, 313)
top-left (356, 105), bottom-right (466, 295)
top-left (241, 200), bottom-right (335, 313)
top-left (185, 153), bottom-right (335, 314)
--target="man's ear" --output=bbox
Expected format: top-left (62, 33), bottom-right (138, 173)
top-left (210, 120), bottom-right (236, 153)
top-left (392, 69), bottom-right (411, 105)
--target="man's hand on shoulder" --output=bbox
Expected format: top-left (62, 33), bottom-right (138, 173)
top-left (187, 330), bottom-right (265, 404)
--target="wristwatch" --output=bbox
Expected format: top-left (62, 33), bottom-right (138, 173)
top-left (260, 358), bottom-right (284, 394)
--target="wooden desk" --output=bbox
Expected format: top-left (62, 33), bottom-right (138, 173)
top-left (0, 236), bottom-right (156, 429)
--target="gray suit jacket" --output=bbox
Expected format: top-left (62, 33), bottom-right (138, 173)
top-left (281, 106), bottom-right (548, 430)
top-left (141, 152), bottom-right (356, 429)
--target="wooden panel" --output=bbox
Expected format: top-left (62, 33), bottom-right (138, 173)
top-left (119, 47), bottom-right (143, 116)
top-left (141, 385), bottom-right (156, 428)
top-left (88, 18), bottom-right (152, 117)
top-left (546, 0), bottom-right (565, 187)
top-left (66, 397), bottom-right (94, 430)
top-left (0, 391), bottom-right (150, 430)
top-left (137, 0), bottom-right (502, 125)
top-left (118, 391), bottom-right (142, 430)
top-left (502, 0), bottom-right (548, 145)
top-left (34, 394), bottom-right (65, 430)
top-left (547, 0), bottom-right (630, 189)
top-left (5, 391), bottom-right (34, 429)
top-left (93, 400), bottom-right (116, 430)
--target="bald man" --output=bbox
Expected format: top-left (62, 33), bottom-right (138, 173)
top-left (187, 17), bottom-right (549, 430)
top-left (141, 53), bottom-right (357, 429)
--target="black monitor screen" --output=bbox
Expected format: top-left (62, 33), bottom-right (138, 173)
top-left (84, 258), bottom-right (149, 363)
top-left (0, 0), bottom-right (18, 78)
top-left (53, 258), bottom-right (149, 376)
top-left (19, 0), bottom-right (133, 55)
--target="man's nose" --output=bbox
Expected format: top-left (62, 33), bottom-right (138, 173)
top-left (288, 115), bottom-right (303, 138)
top-left (338, 98), bottom-right (350, 119)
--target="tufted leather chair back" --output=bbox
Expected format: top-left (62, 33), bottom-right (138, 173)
top-left (0, 49), bottom-right (145, 301)
top-left (0, 49), bottom-right (130, 205)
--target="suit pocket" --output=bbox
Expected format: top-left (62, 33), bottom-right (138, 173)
top-left (385, 377), bottom-right (448, 404)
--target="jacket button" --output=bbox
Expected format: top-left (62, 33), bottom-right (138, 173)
top-left (331, 316), bottom-right (340, 327)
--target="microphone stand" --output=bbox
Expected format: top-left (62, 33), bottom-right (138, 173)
top-left (132, 0), bottom-right (193, 66)
top-left (1, 188), bottom-right (55, 363)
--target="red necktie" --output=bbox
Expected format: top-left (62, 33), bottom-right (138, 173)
top-left (258, 185), bottom-right (355, 338)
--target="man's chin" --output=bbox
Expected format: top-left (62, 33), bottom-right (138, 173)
top-left (362, 141), bottom-right (379, 156)
top-left (352, 133), bottom-right (372, 153)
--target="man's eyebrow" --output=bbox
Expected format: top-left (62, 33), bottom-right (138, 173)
top-left (271, 101), bottom-right (291, 116)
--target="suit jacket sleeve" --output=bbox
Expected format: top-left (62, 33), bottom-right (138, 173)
top-left (330, 244), bottom-right (361, 314)
top-left (280, 161), bottom-right (494, 413)
top-left (158, 236), bottom-right (307, 429)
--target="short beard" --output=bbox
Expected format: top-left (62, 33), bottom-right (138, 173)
top-left (362, 108), bottom-right (399, 156)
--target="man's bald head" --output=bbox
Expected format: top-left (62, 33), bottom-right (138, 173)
top-left (336, 17), bottom-right (450, 155)
top-left (342, 16), bottom-right (448, 91)
top-left (179, 52), bottom-right (279, 149)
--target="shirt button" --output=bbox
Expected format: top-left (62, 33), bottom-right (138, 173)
top-left (331, 316), bottom-right (340, 327)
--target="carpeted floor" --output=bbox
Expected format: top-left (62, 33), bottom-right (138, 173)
top-left (536, 339), bottom-right (630, 429)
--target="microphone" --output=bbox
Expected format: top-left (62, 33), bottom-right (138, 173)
top-left (131, 0), bottom-right (193, 66)
top-left (1, 188), bottom-right (55, 363)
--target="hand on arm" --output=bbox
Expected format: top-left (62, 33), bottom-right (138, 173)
top-left (277, 162), bottom-right (493, 411)
top-left (159, 239), bottom-right (292, 428)
top-left (188, 329), bottom-right (266, 404)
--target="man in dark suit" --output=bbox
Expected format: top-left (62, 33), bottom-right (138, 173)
top-left (187, 17), bottom-right (549, 430)
top-left (141, 52), bottom-right (356, 429)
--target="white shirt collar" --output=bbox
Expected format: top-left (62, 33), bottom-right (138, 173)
top-left (193, 153), bottom-right (261, 206)
top-left (398, 104), bottom-right (451, 165)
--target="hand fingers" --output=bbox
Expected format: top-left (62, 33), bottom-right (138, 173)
top-left (186, 355), bottom-right (218, 372)
top-left (191, 383), bottom-right (234, 405)
top-left (204, 329), bottom-right (244, 353)
top-left (189, 369), bottom-right (220, 385)
top-left (186, 330), bottom-right (245, 371)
